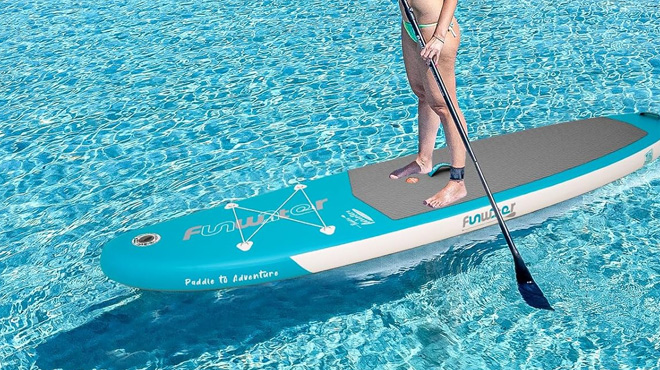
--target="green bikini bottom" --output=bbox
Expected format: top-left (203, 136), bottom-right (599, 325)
top-left (403, 20), bottom-right (456, 43)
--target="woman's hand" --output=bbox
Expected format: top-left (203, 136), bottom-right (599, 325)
top-left (420, 36), bottom-right (445, 66)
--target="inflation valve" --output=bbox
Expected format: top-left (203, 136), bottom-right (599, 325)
top-left (132, 233), bottom-right (161, 247)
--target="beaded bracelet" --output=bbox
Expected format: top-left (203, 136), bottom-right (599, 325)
top-left (432, 35), bottom-right (445, 43)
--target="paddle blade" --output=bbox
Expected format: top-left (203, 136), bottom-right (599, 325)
top-left (512, 255), bottom-right (553, 310)
top-left (518, 281), bottom-right (554, 310)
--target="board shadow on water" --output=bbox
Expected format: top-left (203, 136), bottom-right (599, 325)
top-left (33, 227), bottom-right (532, 369)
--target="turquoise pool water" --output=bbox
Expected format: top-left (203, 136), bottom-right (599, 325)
top-left (1, 0), bottom-right (660, 368)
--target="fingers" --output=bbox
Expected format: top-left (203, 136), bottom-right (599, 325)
top-left (420, 46), bottom-right (430, 61)
top-left (420, 39), bottom-right (443, 65)
top-left (420, 43), bottom-right (432, 60)
top-left (424, 48), bottom-right (440, 66)
top-left (432, 52), bottom-right (440, 66)
top-left (420, 49), bottom-right (440, 66)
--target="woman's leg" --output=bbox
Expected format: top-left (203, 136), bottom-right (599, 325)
top-left (421, 21), bottom-right (468, 208)
top-left (395, 19), bottom-right (469, 208)
top-left (390, 23), bottom-right (440, 179)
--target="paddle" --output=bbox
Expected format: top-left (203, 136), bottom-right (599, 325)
top-left (400, 0), bottom-right (553, 310)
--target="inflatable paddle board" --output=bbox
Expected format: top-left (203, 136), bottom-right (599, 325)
top-left (101, 113), bottom-right (660, 291)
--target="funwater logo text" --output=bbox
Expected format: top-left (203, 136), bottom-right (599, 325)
top-left (182, 198), bottom-right (329, 241)
top-left (462, 202), bottom-right (517, 229)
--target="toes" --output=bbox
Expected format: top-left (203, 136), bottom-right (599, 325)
top-left (425, 191), bottom-right (467, 208)
top-left (424, 197), bottom-right (442, 208)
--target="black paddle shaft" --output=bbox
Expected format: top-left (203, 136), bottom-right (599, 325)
top-left (399, 0), bottom-right (552, 310)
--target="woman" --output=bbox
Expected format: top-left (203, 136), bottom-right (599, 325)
top-left (390, 0), bottom-right (468, 209)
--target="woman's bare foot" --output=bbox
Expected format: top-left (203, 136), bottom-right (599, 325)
top-left (423, 180), bottom-right (467, 208)
top-left (390, 159), bottom-right (432, 179)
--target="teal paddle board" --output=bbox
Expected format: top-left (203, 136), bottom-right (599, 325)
top-left (100, 113), bottom-right (660, 291)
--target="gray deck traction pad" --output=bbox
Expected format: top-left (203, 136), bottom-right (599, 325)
top-left (349, 117), bottom-right (647, 220)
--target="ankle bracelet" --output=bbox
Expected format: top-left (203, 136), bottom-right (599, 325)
top-left (449, 166), bottom-right (465, 181)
